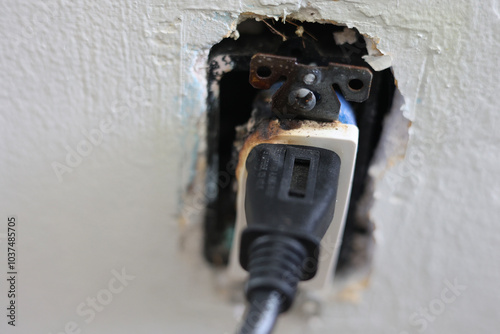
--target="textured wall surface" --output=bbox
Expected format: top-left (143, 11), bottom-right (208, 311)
top-left (1, 1), bottom-right (499, 333)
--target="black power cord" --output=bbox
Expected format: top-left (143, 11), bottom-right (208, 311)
top-left (236, 143), bottom-right (341, 334)
top-left (237, 289), bottom-right (282, 334)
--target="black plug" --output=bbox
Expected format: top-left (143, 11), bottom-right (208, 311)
top-left (237, 143), bottom-right (341, 334)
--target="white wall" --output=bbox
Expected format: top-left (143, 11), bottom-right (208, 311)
top-left (1, 1), bottom-right (499, 333)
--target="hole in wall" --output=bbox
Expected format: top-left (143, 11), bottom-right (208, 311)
top-left (202, 18), bottom-right (399, 279)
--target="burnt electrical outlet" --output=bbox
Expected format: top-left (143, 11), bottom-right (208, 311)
top-left (204, 18), bottom-right (396, 275)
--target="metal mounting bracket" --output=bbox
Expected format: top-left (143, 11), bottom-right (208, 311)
top-left (249, 53), bottom-right (373, 122)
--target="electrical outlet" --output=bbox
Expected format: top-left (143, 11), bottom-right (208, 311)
top-left (204, 19), bottom-right (396, 282)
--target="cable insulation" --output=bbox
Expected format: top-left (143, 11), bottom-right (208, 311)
top-left (237, 290), bottom-right (282, 334)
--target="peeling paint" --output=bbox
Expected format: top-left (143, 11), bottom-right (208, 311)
top-left (334, 27), bottom-right (358, 45)
top-left (208, 55), bottom-right (235, 99)
top-left (362, 54), bottom-right (393, 71)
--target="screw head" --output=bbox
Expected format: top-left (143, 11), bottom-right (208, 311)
top-left (288, 88), bottom-right (316, 111)
top-left (303, 73), bottom-right (316, 85)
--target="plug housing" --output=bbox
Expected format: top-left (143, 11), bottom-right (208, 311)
top-left (241, 144), bottom-right (341, 280)
top-left (229, 119), bottom-right (358, 291)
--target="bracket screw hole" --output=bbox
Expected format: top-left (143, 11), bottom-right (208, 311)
top-left (256, 66), bottom-right (272, 78)
top-left (348, 79), bottom-right (364, 91)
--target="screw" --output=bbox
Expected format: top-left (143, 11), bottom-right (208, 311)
top-left (288, 88), bottom-right (316, 111)
top-left (303, 73), bottom-right (316, 85)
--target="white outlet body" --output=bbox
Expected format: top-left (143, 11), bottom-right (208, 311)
top-left (228, 120), bottom-right (359, 291)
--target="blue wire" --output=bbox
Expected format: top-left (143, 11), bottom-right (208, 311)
top-left (337, 92), bottom-right (357, 125)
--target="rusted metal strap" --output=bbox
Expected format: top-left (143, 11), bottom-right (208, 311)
top-left (249, 53), bottom-right (373, 122)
